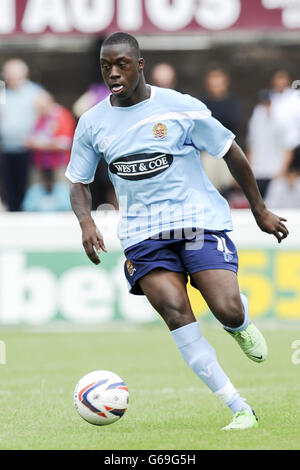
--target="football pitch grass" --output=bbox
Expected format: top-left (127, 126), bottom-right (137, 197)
top-left (0, 323), bottom-right (299, 450)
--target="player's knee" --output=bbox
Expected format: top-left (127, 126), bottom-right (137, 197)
top-left (214, 295), bottom-right (244, 329)
top-left (158, 297), bottom-right (192, 330)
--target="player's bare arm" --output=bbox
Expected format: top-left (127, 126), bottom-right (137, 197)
top-left (224, 141), bottom-right (289, 243)
top-left (70, 182), bottom-right (107, 265)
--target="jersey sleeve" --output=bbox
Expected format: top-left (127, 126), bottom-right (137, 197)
top-left (185, 98), bottom-right (235, 159)
top-left (65, 116), bottom-right (101, 184)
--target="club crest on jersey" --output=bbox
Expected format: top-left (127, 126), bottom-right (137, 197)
top-left (126, 260), bottom-right (136, 277)
top-left (153, 122), bottom-right (167, 139)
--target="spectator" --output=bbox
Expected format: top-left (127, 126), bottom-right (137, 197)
top-left (73, 82), bottom-right (110, 119)
top-left (270, 70), bottom-right (300, 158)
top-left (201, 66), bottom-right (240, 136)
top-left (270, 69), bottom-right (294, 111)
top-left (0, 58), bottom-right (42, 211)
top-left (246, 89), bottom-right (294, 198)
top-left (265, 145), bottom-right (300, 209)
top-left (73, 37), bottom-right (110, 119)
top-left (22, 168), bottom-right (71, 212)
top-left (149, 63), bottom-right (178, 90)
top-left (269, 69), bottom-right (300, 170)
top-left (27, 90), bottom-right (76, 181)
top-left (73, 81), bottom-right (115, 209)
top-left (73, 83), bottom-right (109, 118)
top-left (200, 66), bottom-right (240, 192)
top-left (72, 37), bottom-right (117, 211)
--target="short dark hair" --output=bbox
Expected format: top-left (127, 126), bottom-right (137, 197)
top-left (101, 32), bottom-right (141, 59)
top-left (204, 63), bottom-right (229, 78)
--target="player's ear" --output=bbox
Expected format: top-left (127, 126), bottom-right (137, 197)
top-left (138, 58), bottom-right (145, 71)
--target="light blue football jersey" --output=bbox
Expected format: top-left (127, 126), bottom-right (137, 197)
top-left (66, 86), bottom-right (235, 250)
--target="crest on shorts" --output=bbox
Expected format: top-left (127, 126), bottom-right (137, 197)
top-left (153, 122), bottom-right (167, 139)
top-left (126, 260), bottom-right (136, 277)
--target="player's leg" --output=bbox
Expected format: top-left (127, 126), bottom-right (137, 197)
top-left (138, 268), bottom-right (195, 330)
top-left (190, 269), bottom-right (268, 362)
top-left (138, 268), bottom-right (258, 429)
top-left (180, 230), bottom-right (267, 363)
top-left (190, 269), bottom-right (244, 328)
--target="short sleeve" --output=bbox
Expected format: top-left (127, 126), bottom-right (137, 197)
top-left (186, 101), bottom-right (235, 159)
top-left (65, 116), bottom-right (101, 184)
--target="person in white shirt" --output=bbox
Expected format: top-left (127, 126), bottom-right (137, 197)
top-left (270, 69), bottom-right (300, 175)
top-left (0, 59), bottom-right (42, 211)
top-left (246, 88), bottom-right (295, 198)
top-left (265, 145), bottom-right (300, 209)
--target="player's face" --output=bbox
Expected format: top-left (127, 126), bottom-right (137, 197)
top-left (100, 44), bottom-right (144, 104)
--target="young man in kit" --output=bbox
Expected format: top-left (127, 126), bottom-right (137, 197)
top-left (66, 32), bottom-right (289, 430)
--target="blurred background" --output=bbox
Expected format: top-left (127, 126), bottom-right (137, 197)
top-left (0, 0), bottom-right (300, 326)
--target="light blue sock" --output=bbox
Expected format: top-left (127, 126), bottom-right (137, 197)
top-left (171, 321), bottom-right (252, 414)
top-left (224, 293), bottom-right (251, 333)
top-left (228, 393), bottom-right (252, 414)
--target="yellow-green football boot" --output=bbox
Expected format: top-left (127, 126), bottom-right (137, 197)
top-left (226, 323), bottom-right (268, 363)
top-left (222, 409), bottom-right (258, 431)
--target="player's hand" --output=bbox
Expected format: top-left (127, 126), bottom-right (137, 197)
top-left (81, 219), bottom-right (107, 264)
top-left (254, 209), bottom-right (289, 243)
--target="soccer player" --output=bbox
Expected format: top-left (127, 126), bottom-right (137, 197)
top-left (66, 33), bottom-right (289, 430)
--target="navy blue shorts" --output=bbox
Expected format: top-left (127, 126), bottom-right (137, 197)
top-left (124, 229), bottom-right (239, 295)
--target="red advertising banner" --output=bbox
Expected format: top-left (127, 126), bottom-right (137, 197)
top-left (0, 0), bottom-right (299, 36)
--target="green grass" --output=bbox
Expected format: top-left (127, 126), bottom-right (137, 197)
top-left (0, 323), bottom-right (299, 450)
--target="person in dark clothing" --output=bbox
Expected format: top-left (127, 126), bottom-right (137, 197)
top-left (201, 66), bottom-right (240, 136)
top-left (200, 66), bottom-right (240, 192)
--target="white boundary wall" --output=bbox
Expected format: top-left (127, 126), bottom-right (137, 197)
top-left (0, 209), bottom-right (299, 250)
top-left (0, 210), bottom-right (299, 325)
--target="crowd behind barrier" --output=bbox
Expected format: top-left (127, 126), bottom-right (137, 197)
top-left (1, 52), bottom-right (300, 213)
